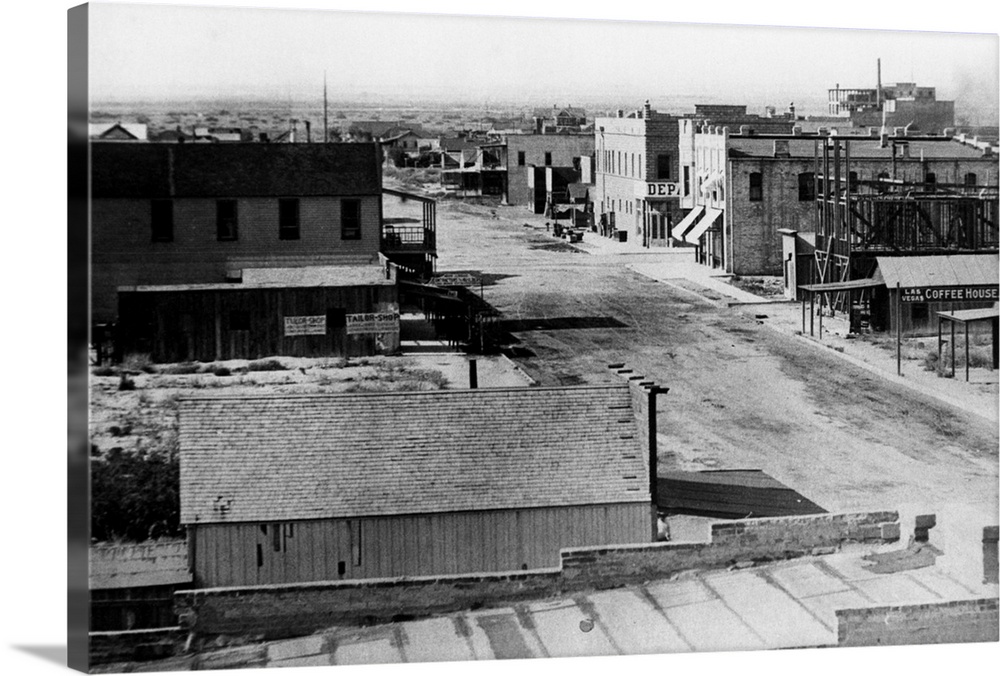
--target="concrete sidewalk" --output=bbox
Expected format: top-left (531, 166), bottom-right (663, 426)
top-left (146, 543), bottom-right (997, 670)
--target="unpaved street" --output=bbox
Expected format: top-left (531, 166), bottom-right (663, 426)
top-left (408, 194), bottom-right (998, 570)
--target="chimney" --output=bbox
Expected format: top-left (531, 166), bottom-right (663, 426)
top-left (773, 139), bottom-right (790, 157)
top-left (877, 58), bottom-right (882, 107)
top-left (617, 109), bottom-right (624, 118)
top-left (643, 99), bottom-right (652, 119)
top-left (788, 102), bottom-right (796, 118)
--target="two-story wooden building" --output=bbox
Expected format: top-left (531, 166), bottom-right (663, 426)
top-left (91, 142), bottom-right (398, 361)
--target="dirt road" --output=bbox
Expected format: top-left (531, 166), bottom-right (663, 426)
top-left (412, 195), bottom-right (997, 557)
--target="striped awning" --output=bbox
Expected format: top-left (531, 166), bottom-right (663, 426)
top-left (671, 206), bottom-right (705, 242)
top-left (685, 207), bottom-right (722, 244)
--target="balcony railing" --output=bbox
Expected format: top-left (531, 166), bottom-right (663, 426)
top-left (382, 224), bottom-right (435, 252)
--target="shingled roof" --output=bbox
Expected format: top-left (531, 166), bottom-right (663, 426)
top-left (91, 142), bottom-right (382, 198)
top-left (179, 385), bottom-right (648, 525)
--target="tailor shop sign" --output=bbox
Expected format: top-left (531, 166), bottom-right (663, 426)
top-left (899, 285), bottom-right (999, 303)
top-left (346, 312), bottom-right (400, 335)
top-left (636, 182), bottom-right (681, 198)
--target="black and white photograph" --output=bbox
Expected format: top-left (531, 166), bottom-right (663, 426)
top-left (7, 1), bottom-right (1000, 674)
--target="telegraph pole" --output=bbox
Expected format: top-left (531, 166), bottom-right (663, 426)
top-left (323, 70), bottom-right (329, 143)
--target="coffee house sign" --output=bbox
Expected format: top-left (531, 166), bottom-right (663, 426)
top-left (899, 285), bottom-right (999, 303)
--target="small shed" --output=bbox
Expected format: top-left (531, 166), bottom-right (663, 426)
top-left (179, 385), bottom-right (653, 587)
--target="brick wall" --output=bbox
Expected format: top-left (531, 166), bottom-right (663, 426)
top-left (89, 627), bottom-right (185, 665)
top-left (836, 597), bottom-right (999, 647)
top-left (175, 510), bottom-right (899, 639)
top-left (505, 135), bottom-right (594, 208)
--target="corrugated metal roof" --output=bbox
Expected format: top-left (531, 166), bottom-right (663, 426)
top-left (91, 142), bottom-right (382, 198)
top-left (877, 254), bottom-right (999, 288)
top-left (179, 385), bottom-right (648, 524)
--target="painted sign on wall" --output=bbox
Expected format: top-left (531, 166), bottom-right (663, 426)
top-left (636, 182), bottom-right (681, 198)
top-left (284, 315), bottom-right (327, 336)
top-left (900, 286), bottom-right (999, 303)
top-left (346, 312), bottom-right (400, 335)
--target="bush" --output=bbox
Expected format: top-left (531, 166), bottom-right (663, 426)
top-left (123, 353), bottom-right (156, 373)
top-left (118, 374), bottom-right (136, 391)
top-left (212, 366), bottom-right (232, 377)
top-left (93, 365), bottom-right (117, 377)
top-left (91, 438), bottom-right (181, 542)
top-left (922, 350), bottom-right (940, 372)
top-left (161, 362), bottom-right (201, 375)
top-left (248, 358), bottom-right (287, 372)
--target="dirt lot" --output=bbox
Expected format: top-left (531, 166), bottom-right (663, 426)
top-left (410, 191), bottom-right (997, 569)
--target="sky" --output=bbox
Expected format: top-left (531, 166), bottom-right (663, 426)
top-left (88, 1), bottom-right (1000, 122)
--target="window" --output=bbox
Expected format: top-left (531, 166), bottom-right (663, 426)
top-left (517, 150), bottom-right (526, 166)
top-left (544, 151), bottom-right (552, 166)
top-left (656, 154), bottom-right (671, 180)
top-left (798, 172), bottom-right (816, 201)
top-left (925, 172), bottom-right (937, 190)
top-left (965, 173), bottom-right (977, 189)
top-left (683, 166), bottom-right (691, 197)
top-left (749, 172), bottom-right (763, 202)
top-left (229, 311), bottom-right (250, 331)
top-left (278, 198), bottom-right (300, 240)
top-left (341, 199), bottom-right (361, 240)
top-left (216, 199), bottom-right (238, 241)
top-left (151, 200), bottom-right (173, 242)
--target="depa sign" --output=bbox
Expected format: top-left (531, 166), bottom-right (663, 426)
top-left (636, 182), bottom-right (681, 198)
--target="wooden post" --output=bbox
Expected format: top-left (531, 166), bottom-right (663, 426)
top-left (951, 318), bottom-right (956, 377)
top-left (938, 316), bottom-right (943, 366)
top-left (896, 282), bottom-right (903, 376)
top-left (965, 322), bottom-right (970, 382)
top-left (819, 292), bottom-right (824, 339)
top-left (810, 292), bottom-right (815, 336)
top-left (801, 297), bottom-right (806, 334)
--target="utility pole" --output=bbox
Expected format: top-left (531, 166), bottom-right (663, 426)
top-left (323, 70), bottom-right (329, 144)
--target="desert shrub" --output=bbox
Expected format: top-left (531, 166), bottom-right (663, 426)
top-left (93, 365), bottom-right (117, 377)
top-left (118, 374), bottom-right (136, 391)
top-left (123, 353), bottom-right (156, 373)
top-left (212, 366), bottom-right (232, 377)
top-left (91, 437), bottom-right (181, 542)
top-left (922, 350), bottom-right (940, 372)
top-left (248, 358), bottom-right (287, 372)
top-left (161, 362), bottom-right (201, 375)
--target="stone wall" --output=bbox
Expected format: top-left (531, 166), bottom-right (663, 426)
top-left (837, 597), bottom-right (999, 647)
top-left (175, 510), bottom-right (899, 639)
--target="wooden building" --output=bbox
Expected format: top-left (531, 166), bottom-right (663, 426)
top-left (89, 541), bottom-right (191, 631)
top-left (90, 142), bottom-right (384, 323)
top-left (116, 265), bottom-right (399, 362)
top-left (179, 385), bottom-right (653, 587)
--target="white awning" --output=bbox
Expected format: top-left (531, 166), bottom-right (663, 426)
top-left (685, 207), bottom-right (722, 244)
top-left (671, 206), bottom-right (705, 242)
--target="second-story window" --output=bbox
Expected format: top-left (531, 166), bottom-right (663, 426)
top-left (278, 198), bottom-right (300, 240)
top-left (517, 151), bottom-right (526, 166)
top-left (151, 200), bottom-right (173, 242)
top-left (656, 154), bottom-right (671, 180)
top-left (683, 166), bottom-right (691, 197)
top-left (925, 173), bottom-right (937, 191)
top-left (749, 172), bottom-right (763, 202)
top-left (965, 172), bottom-right (977, 190)
top-left (341, 199), bottom-right (361, 240)
top-left (798, 172), bottom-right (816, 201)
top-left (544, 152), bottom-right (552, 166)
top-left (216, 200), bottom-right (238, 241)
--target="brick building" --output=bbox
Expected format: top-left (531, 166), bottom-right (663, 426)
top-left (90, 142), bottom-right (384, 324)
top-left (504, 133), bottom-right (594, 212)
top-left (677, 124), bottom-right (999, 276)
top-left (179, 385), bottom-right (654, 587)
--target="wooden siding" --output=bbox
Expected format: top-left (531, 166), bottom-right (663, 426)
top-left (117, 284), bottom-right (398, 362)
top-left (192, 503), bottom-right (651, 587)
top-left (92, 195), bottom-right (381, 322)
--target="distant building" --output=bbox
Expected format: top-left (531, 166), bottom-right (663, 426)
top-left (91, 142), bottom-right (385, 327)
top-left (89, 122), bottom-right (148, 141)
top-left (180, 384), bottom-right (654, 587)
top-left (504, 133), bottom-right (595, 212)
top-left (531, 105), bottom-right (588, 133)
top-left (828, 60), bottom-right (955, 132)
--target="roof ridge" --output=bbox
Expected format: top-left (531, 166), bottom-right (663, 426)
top-left (178, 383), bottom-right (629, 402)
